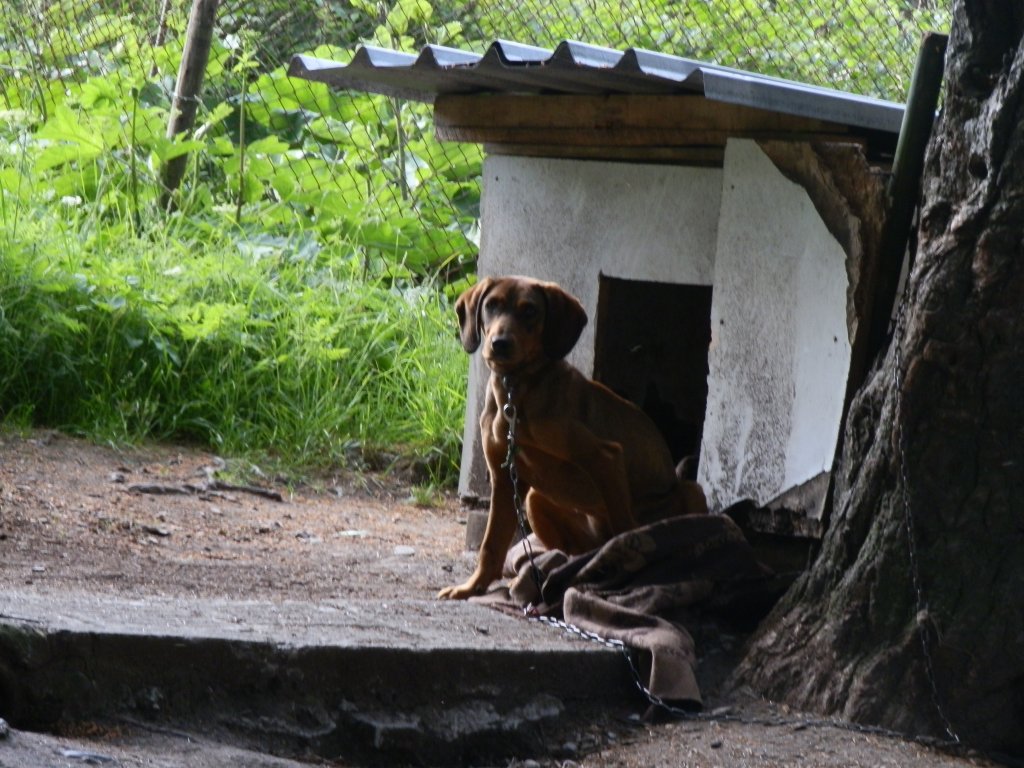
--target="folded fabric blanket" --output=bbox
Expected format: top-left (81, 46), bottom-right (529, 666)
top-left (473, 513), bottom-right (773, 710)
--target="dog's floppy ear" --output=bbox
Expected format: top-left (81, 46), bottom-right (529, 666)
top-left (541, 282), bottom-right (587, 360)
top-left (455, 277), bottom-right (494, 353)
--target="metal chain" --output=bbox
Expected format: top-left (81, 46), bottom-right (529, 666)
top-left (536, 608), bottom-right (967, 749)
top-left (890, 294), bottom-right (961, 745)
top-left (500, 376), bottom-right (544, 596)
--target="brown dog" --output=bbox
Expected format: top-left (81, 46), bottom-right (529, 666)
top-left (438, 276), bottom-right (707, 600)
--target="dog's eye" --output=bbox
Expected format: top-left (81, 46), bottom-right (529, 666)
top-left (520, 304), bottom-right (538, 320)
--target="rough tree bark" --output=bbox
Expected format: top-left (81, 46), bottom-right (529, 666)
top-left (734, 2), bottom-right (1024, 755)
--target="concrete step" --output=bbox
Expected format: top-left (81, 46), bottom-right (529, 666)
top-left (0, 589), bottom-right (638, 765)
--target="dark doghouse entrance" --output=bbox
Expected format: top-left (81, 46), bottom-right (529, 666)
top-left (593, 275), bottom-right (712, 471)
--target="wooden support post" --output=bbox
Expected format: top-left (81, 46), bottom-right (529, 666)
top-left (865, 31), bottom-right (948, 359)
top-left (159, 0), bottom-right (220, 210)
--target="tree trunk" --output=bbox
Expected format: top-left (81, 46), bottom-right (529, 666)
top-left (734, 2), bottom-right (1024, 755)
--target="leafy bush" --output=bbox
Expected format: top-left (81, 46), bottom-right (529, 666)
top-left (0, 0), bottom-right (480, 481)
top-left (1, 0), bottom-right (482, 276)
top-left (0, 199), bottom-right (467, 480)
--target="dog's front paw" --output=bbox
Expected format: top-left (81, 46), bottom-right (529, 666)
top-left (437, 579), bottom-right (485, 600)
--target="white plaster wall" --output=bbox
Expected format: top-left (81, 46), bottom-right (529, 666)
top-left (697, 139), bottom-right (851, 512)
top-left (459, 155), bottom-right (723, 498)
top-left (476, 155), bottom-right (721, 374)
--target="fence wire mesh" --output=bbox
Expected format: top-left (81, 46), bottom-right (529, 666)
top-left (1, 1), bottom-right (950, 279)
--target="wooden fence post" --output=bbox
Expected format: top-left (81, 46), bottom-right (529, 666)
top-left (864, 32), bottom-right (948, 360)
top-left (159, 0), bottom-right (221, 210)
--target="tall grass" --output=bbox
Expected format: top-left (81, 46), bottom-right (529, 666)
top-left (0, 194), bottom-right (467, 484)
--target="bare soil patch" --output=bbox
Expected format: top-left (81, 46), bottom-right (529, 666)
top-left (0, 430), bottom-right (1001, 768)
top-left (0, 429), bottom-right (470, 603)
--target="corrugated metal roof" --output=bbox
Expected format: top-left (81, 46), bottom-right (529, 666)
top-left (288, 40), bottom-right (905, 135)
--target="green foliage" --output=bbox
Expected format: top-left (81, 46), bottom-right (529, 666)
top-left (1, 0), bottom-right (482, 280)
top-left (0, 0), bottom-right (948, 481)
top-left (0, 203), bottom-right (467, 481)
top-left (469, 0), bottom-right (950, 100)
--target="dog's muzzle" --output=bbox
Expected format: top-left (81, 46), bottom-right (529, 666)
top-left (489, 336), bottom-right (514, 359)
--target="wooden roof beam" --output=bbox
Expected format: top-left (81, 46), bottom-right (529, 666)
top-left (433, 94), bottom-right (854, 149)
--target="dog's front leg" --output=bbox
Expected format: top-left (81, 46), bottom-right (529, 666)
top-left (438, 399), bottom-right (518, 600)
top-left (436, 479), bottom-right (516, 599)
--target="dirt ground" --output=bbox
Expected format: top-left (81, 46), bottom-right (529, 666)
top-left (0, 430), bottom-right (1004, 768)
top-left (0, 429), bottom-right (471, 603)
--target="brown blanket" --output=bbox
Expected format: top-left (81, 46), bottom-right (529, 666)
top-left (473, 513), bottom-right (772, 709)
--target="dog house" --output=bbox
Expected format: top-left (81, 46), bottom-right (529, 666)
top-left (289, 41), bottom-right (906, 543)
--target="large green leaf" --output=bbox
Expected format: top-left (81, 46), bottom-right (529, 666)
top-left (385, 0), bottom-right (434, 36)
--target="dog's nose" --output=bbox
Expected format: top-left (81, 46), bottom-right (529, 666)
top-left (490, 336), bottom-right (513, 358)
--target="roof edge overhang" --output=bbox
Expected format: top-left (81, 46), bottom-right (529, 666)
top-left (288, 39), bottom-right (906, 136)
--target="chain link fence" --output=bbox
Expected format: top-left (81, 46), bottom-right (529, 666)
top-left (1, 0), bottom-right (950, 280)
